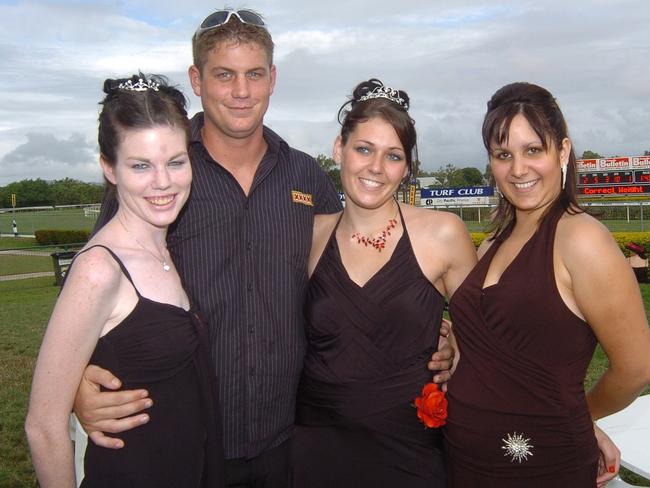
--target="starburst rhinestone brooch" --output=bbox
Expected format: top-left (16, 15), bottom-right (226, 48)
top-left (501, 432), bottom-right (534, 463)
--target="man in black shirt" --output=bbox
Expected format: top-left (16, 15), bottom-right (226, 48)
top-left (74, 9), bottom-right (453, 487)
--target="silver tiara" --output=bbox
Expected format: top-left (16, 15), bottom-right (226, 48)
top-left (118, 78), bottom-right (160, 92)
top-left (359, 85), bottom-right (408, 110)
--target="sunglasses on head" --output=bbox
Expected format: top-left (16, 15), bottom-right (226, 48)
top-left (195, 9), bottom-right (266, 36)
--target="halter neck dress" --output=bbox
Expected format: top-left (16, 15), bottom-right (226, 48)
top-left (75, 245), bottom-right (223, 488)
top-left (291, 207), bottom-right (447, 487)
top-left (444, 203), bottom-right (599, 486)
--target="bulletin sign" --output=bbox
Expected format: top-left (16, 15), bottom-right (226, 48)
top-left (577, 156), bottom-right (650, 196)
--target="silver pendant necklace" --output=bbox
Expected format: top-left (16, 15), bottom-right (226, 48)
top-left (118, 216), bottom-right (170, 272)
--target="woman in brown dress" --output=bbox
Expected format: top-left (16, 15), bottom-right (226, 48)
top-left (291, 79), bottom-right (476, 487)
top-left (444, 82), bottom-right (650, 487)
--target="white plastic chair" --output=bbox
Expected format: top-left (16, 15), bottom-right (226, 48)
top-left (606, 475), bottom-right (638, 487)
top-left (597, 395), bottom-right (650, 487)
top-left (69, 413), bottom-right (87, 487)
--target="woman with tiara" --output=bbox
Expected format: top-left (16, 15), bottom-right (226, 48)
top-left (26, 73), bottom-right (223, 487)
top-left (290, 79), bottom-right (477, 487)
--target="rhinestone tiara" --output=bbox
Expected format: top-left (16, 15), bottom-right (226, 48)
top-left (358, 85), bottom-right (408, 110)
top-left (118, 78), bottom-right (160, 92)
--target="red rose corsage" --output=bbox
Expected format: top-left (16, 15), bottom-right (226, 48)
top-left (414, 382), bottom-right (447, 428)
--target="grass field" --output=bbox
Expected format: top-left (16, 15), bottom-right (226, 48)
top-left (1, 278), bottom-right (649, 485)
top-left (1, 277), bottom-right (58, 488)
top-left (0, 255), bottom-right (52, 276)
top-left (0, 238), bottom-right (82, 279)
top-left (0, 237), bottom-right (43, 250)
top-left (2, 207), bottom-right (650, 236)
top-left (0, 208), bottom-right (97, 235)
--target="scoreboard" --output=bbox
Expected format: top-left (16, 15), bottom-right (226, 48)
top-left (577, 156), bottom-right (650, 196)
top-left (578, 171), bottom-right (633, 186)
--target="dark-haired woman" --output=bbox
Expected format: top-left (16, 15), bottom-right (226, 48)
top-left (26, 74), bottom-right (223, 488)
top-left (290, 79), bottom-right (476, 487)
top-left (444, 82), bottom-right (650, 487)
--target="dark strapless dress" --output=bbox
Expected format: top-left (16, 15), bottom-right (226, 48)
top-left (291, 208), bottom-right (447, 487)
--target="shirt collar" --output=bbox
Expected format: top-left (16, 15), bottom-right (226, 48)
top-left (189, 112), bottom-right (287, 156)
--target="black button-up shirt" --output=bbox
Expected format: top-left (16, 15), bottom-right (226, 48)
top-left (95, 114), bottom-right (341, 459)
top-left (168, 114), bottom-right (341, 458)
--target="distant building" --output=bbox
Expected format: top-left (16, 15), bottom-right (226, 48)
top-left (416, 177), bottom-right (441, 189)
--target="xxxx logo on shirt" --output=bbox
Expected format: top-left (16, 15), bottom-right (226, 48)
top-left (291, 191), bottom-right (313, 206)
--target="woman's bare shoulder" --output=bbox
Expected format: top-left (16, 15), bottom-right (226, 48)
top-left (403, 205), bottom-right (468, 240)
top-left (314, 212), bottom-right (341, 241)
top-left (65, 244), bottom-right (122, 293)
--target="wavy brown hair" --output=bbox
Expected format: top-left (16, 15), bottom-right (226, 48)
top-left (483, 82), bottom-right (583, 240)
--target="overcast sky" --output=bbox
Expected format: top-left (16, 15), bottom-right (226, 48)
top-left (0, 0), bottom-right (648, 185)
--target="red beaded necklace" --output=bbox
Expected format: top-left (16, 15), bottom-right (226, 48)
top-left (351, 215), bottom-right (398, 252)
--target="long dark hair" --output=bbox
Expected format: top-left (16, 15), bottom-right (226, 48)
top-left (338, 78), bottom-right (416, 182)
top-left (483, 82), bottom-right (583, 240)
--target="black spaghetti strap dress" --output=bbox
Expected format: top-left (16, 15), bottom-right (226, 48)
top-left (444, 203), bottom-right (599, 487)
top-left (291, 208), bottom-right (447, 487)
top-left (75, 245), bottom-right (223, 488)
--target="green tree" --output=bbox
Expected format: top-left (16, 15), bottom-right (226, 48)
top-left (431, 163), bottom-right (460, 187)
top-left (50, 178), bottom-right (103, 205)
top-left (430, 164), bottom-right (485, 188)
top-left (315, 154), bottom-right (337, 172)
top-left (644, 150), bottom-right (650, 156)
top-left (315, 153), bottom-right (343, 193)
top-left (581, 150), bottom-right (602, 159)
top-left (483, 163), bottom-right (493, 185)
top-left (459, 167), bottom-right (485, 186)
top-left (0, 178), bottom-right (104, 207)
top-left (2, 179), bottom-right (53, 207)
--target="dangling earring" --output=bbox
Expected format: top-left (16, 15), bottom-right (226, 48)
top-left (495, 185), bottom-right (503, 198)
top-left (561, 163), bottom-right (568, 190)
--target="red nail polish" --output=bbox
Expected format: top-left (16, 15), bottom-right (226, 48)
top-left (608, 466), bottom-right (615, 473)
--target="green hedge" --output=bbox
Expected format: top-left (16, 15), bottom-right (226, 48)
top-left (612, 232), bottom-right (650, 256)
top-left (469, 231), bottom-right (650, 255)
top-left (34, 229), bottom-right (90, 245)
top-left (470, 233), bottom-right (487, 248)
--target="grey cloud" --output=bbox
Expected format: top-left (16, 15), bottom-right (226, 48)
top-left (1, 0), bottom-right (649, 183)
top-left (0, 133), bottom-right (100, 184)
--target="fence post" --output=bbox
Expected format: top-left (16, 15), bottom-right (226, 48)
top-left (641, 203), bottom-right (644, 232)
